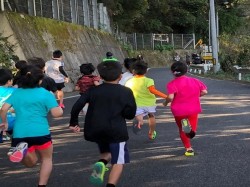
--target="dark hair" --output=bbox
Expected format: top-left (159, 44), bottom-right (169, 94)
top-left (80, 63), bottom-right (95, 75)
top-left (124, 58), bottom-right (136, 73)
top-left (27, 57), bottom-right (45, 70)
top-left (0, 68), bottom-right (13, 85)
top-left (19, 65), bottom-right (44, 88)
top-left (132, 60), bottom-right (148, 75)
top-left (97, 61), bottom-right (122, 81)
top-left (106, 52), bottom-right (113, 57)
top-left (15, 60), bottom-right (27, 70)
top-left (171, 61), bottom-right (187, 77)
top-left (53, 50), bottom-right (63, 58)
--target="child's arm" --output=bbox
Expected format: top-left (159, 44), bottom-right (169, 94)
top-left (148, 85), bottom-right (168, 98)
top-left (200, 89), bottom-right (208, 97)
top-left (69, 93), bottom-right (88, 132)
top-left (94, 80), bottom-right (100, 86)
top-left (50, 106), bottom-right (63, 118)
top-left (0, 103), bottom-right (11, 131)
top-left (122, 90), bottom-right (136, 119)
top-left (163, 94), bottom-right (174, 106)
top-left (75, 85), bottom-right (80, 91)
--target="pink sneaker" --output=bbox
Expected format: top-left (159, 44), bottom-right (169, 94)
top-left (9, 142), bottom-right (28, 163)
top-left (59, 103), bottom-right (65, 109)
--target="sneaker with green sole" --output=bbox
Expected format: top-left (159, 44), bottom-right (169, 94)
top-left (89, 162), bottom-right (107, 185)
top-left (181, 119), bottom-right (191, 133)
top-left (148, 131), bottom-right (157, 140)
top-left (185, 150), bottom-right (194, 156)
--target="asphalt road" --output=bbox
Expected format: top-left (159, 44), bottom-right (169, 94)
top-left (0, 68), bottom-right (250, 187)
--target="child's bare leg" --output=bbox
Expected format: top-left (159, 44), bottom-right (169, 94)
top-left (107, 164), bottom-right (123, 185)
top-left (136, 114), bottom-right (144, 126)
top-left (57, 90), bottom-right (64, 105)
top-left (36, 145), bottom-right (53, 185)
top-left (21, 151), bottom-right (38, 167)
top-left (100, 152), bottom-right (111, 162)
top-left (148, 113), bottom-right (156, 134)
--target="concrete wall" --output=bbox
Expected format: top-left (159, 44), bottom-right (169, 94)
top-left (0, 12), bottom-right (126, 92)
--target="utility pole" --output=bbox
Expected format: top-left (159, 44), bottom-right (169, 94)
top-left (209, 0), bottom-right (220, 73)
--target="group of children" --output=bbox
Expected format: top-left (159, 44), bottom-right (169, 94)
top-left (0, 53), bottom-right (207, 187)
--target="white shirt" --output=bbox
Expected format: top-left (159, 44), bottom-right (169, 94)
top-left (119, 72), bottom-right (133, 85)
top-left (45, 59), bottom-right (65, 83)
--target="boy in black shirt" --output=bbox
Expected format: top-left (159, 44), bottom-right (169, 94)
top-left (69, 61), bottom-right (136, 187)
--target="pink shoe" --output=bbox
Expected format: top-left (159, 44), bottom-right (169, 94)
top-left (59, 103), bottom-right (65, 109)
top-left (8, 142), bottom-right (28, 163)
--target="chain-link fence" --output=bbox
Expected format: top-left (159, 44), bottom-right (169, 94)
top-left (115, 33), bottom-right (195, 50)
top-left (0, 0), bottom-right (111, 33)
top-left (1, 0), bottom-right (195, 50)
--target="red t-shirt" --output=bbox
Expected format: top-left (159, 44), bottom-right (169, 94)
top-left (76, 75), bottom-right (100, 94)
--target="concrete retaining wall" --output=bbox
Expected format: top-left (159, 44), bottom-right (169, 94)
top-left (0, 12), bottom-right (126, 92)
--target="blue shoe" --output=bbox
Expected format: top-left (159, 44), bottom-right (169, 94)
top-left (89, 162), bottom-right (107, 185)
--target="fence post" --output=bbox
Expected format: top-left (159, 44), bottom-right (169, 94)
top-left (193, 33), bottom-right (196, 49)
top-left (52, 0), bottom-right (59, 20)
top-left (28, 0), bottom-right (36, 16)
top-left (151, 33), bottom-right (154, 50)
top-left (70, 0), bottom-right (77, 24)
top-left (142, 34), bottom-right (144, 49)
top-left (182, 34), bottom-right (184, 48)
top-left (171, 33), bottom-right (174, 49)
top-left (98, 3), bottom-right (104, 29)
top-left (83, 0), bottom-right (90, 27)
top-left (0, 0), bottom-right (4, 11)
top-left (134, 33), bottom-right (137, 50)
top-left (90, 0), bottom-right (98, 29)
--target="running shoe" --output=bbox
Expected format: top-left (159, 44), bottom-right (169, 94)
top-left (59, 103), bottom-right (65, 109)
top-left (132, 119), bottom-right (141, 135)
top-left (185, 150), bottom-right (194, 156)
top-left (89, 162), bottom-right (107, 185)
top-left (8, 142), bottom-right (28, 163)
top-left (3, 134), bottom-right (11, 141)
top-left (148, 131), bottom-right (157, 140)
top-left (181, 119), bottom-right (191, 133)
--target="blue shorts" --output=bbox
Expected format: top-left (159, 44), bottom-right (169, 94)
top-left (97, 141), bottom-right (130, 164)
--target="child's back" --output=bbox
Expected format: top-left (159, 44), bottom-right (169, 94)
top-left (75, 63), bottom-right (100, 94)
top-left (75, 83), bottom-right (136, 142)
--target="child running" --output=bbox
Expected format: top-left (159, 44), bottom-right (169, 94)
top-left (75, 63), bottom-right (100, 114)
top-left (164, 61), bottom-right (207, 156)
top-left (27, 57), bottom-right (57, 94)
top-left (75, 63), bottom-right (100, 95)
top-left (125, 59), bottom-right (168, 139)
top-left (119, 58), bottom-right (136, 86)
top-left (69, 61), bottom-right (136, 187)
top-left (0, 68), bottom-right (16, 142)
top-left (0, 65), bottom-right (63, 187)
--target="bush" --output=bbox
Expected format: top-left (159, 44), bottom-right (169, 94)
top-left (219, 34), bottom-right (250, 72)
top-left (155, 44), bottom-right (173, 52)
top-left (0, 33), bottom-right (18, 68)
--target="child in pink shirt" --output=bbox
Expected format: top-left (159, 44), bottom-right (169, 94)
top-left (164, 61), bottom-right (207, 156)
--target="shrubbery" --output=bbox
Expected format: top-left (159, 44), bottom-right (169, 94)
top-left (0, 33), bottom-right (18, 68)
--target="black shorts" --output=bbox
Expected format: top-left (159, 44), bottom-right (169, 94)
top-left (11, 134), bottom-right (52, 151)
top-left (56, 83), bottom-right (65, 90)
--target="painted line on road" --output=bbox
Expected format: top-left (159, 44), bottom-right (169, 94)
top-left (64, 94), bottom-right (80, 99)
